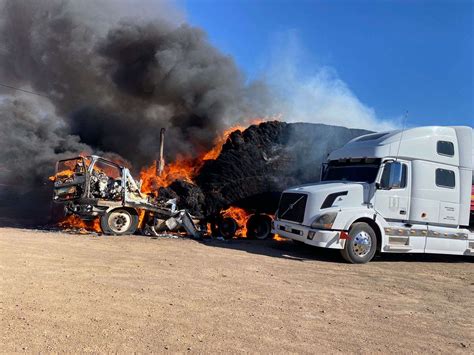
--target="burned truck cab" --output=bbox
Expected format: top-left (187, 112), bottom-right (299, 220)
top-left (53, 155), bottom-right (126, 219)
top-left (52, 155), bottom-right (200, 237)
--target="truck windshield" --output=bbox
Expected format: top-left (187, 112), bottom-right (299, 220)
top-left (56, 158), bottom-right (86, 176)
top-left (322, 159), bottom-right (381, 183)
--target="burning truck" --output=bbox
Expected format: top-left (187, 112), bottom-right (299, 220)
top-left (51, 121), bottom-right (369, 238)
top-left (51, 124), bottom-right (273, 238)
top-left (52, 154), bottom-right (202, 237)
top-left (52, 154), bottom-right (275, 239)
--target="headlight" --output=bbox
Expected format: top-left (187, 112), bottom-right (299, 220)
top-left (311, 212), bottom-right (338, 229)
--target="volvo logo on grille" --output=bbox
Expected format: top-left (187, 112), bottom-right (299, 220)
top-left (280, 196), bottom-right (304, 217)
top-left (277, 193), bottom-right (308, 224)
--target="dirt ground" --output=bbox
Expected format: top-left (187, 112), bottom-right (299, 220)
top-left (0, 228), bottom-right (473, 353)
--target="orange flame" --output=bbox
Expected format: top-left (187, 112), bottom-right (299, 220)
top-left (273, 234), bottom-right (286, 241)
top-left (140, 155), bottom-right (201, 194)
top-left (49, 169), bottom-right (75, 182)
top-left (140, 118), bottom-right (267, 193)
top-left (203, 118), bottom-right (267, 160)
top-left (138, 209), bottom-right (147, 229)
top-left (222, 206), bottom-right (250, 237)
top-left (202, 124), bottom-right (246, 160)
top-left (58, 215), bottom-right (101, 233)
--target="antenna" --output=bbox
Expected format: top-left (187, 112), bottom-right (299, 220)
top-left (395, 111), bottom-right (409, 162)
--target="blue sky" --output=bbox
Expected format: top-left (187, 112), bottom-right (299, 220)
top-left (183, 0), bottom-right (473, 128)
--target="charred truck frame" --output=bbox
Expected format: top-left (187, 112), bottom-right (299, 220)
top-left (52, 155), bottom-right (200, 237)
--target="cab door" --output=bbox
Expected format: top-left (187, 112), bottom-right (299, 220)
top-left (374, 160), bottom-right (411, 222)
top-left (425, 167), bottom-right (467, 254)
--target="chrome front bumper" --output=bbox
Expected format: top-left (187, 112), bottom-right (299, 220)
top-left (272, 220), bottom-right (345, 249)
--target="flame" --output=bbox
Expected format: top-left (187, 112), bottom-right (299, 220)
top-left (273, 234), bottom-right (286, 241)
top-left (58, 215), bottom-right (101, 233)
top-left (222, 206), bottom-right (250, 237)
top-left (138, 209), bottom-right (146, 229)
top-left (140, 118), bottom-right (267, 193)
top-left (203, 118), bottom-right (267, 160)
top-left (49, 169), bottom-right (75, 182)
top-left (49, 155), bottom-right (90, 182)
top-left (202, 124), bottom-right (246, 160)
top-left (140, 155), bottom-right (201, 193)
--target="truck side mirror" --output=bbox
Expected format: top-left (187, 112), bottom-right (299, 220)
top-left (320, 163), bottom-right (328, 181)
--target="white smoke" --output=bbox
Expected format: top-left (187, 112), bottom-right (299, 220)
top-left (267, 31), bottom-right (398, 131)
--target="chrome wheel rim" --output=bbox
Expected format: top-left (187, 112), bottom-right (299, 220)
top-left (108, 211), bottom-right (131, 233)
top-left (352, 231), bottom-right (372, 257)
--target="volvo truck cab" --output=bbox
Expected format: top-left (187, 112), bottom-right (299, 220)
top-left (272, 126), bottom-right (474, 263)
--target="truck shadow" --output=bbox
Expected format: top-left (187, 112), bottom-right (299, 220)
top-left (200, 238), bottom-right (344, 263)
top-left (198, 238), bottom-right (473, 264)
top-left (5, 225), bottom-right (471, 264)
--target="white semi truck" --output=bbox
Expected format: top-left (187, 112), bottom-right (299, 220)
top-left (272, 126), bottom-right (474, 263)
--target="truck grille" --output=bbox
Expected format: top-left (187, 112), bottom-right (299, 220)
top-left (277, 193), bottom-right (307, 223)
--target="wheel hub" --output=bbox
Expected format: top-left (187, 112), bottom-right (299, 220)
top-left (352, 231), bottom-right (372, 257)
top-left (109, 212), bottom-right (131, 233)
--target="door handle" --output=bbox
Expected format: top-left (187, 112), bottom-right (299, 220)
top-left (400, 210), bottom-right (406, 215)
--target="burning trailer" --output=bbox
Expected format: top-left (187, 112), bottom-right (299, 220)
top-left (51, 121), bottom-right (369, 238)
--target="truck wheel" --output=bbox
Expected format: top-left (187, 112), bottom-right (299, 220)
top-left (218, 217), bottom-right (237, 240)
top-left (246, 214), bottom-right (273, 240)
top-left (340, 222), bottom-right (377, 264)
top-left (100, 208), bottom-right (138, 236)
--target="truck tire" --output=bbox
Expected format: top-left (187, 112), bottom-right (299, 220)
top-left (340, 222), bottom-right (377, 264)
top-left (100, 208), bottom-right (138, 236)
top-left (246, 214), bottom-right (273, 240)
top-left (218, 217), bottom-right (238, 240)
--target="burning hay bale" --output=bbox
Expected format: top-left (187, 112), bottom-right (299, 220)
top-left (158, 180), bottom-right (207, 218)
top-left (162, 121), bottom-right (370, 218)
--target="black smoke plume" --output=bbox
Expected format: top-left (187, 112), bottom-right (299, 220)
top-left (0, 0), bottom-right (270, 224)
